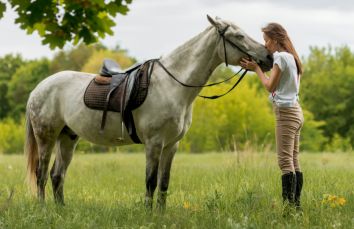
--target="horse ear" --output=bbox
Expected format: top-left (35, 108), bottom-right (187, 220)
top-left (207, 14), bottom-right (220, 27)
top-left (207, 14), bottom-right (216, 26)
top-left (207, 15), bottom-right (223, 30)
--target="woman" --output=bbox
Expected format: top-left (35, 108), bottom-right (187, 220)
top-left (240, 23), bottom-right (304, 209)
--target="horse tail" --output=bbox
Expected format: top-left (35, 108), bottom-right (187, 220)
top-left (25, 110), bottom-right (38, 194)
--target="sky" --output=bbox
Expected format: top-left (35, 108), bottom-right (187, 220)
top-left (0, 0), bottom-right (353, 61)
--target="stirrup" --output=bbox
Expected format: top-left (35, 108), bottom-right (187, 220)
top-left (116, 121), bottom-right (125, 141)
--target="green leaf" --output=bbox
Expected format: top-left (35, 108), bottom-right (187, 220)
top-left (25, 26), bottom-right (35, 35)
top-left (79, 26), bottom-right (97, 44)
top-left (7, 0), bottom-right (133, 49)
top-left (116, 5), bottom-right (129, 15)
top-left (42, 35), bottom-right (65, 49)
top-left (97, 30), bottom-right (105, 38)
top-left (107, 2), bottom-right (120, 16)
top-left (73, 35), bottom-right (81, 45)
top-left (33, 23), bottom-right (46, 36)
top-left (91, 0), bottom-right (105, 7)
top-left (0, 2), bottom-right (6, 19)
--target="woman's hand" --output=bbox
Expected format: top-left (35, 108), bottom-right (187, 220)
top-left (240, 58), bottom-right (260, 72)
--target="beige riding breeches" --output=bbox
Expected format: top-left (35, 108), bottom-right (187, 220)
top-left (273, 103), bottom-right (304, 174)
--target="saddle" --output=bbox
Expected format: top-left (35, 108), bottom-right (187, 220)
top-left (84, 59), bottom-right (156, 143)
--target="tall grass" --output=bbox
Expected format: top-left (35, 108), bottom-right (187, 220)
top-left (0, 152), bottom-right (353, 228)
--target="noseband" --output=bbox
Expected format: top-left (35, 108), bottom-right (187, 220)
top-left (154, 25), bottom-right (251, 99)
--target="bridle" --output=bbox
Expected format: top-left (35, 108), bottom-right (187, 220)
top-left (154, 25), bottom-right (256, 99)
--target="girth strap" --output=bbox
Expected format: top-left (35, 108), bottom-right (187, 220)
top-left (100, 73), bottom-right (127, 132)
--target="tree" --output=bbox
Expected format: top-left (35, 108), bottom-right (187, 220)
top-left (49, 43), bottom-right (107, 74)
top-left (0, 117), bottom-right (25, 154)
top-left (179, 68), bottom-right (276, 152)
top-left (81, 49), bottom-right (136, 73)
top-left (0, 54), bottom-right (26, 119)
top-left (7, 59), bottom-right (50, 119)
top-left (301, 46), bottom-right (354, 148)
top-left (0, 0), bottom-right (133, 49)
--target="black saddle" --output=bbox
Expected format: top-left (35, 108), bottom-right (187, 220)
top-left (100, 59), bottom-right (142, 77)
top-left (84, 59), bottom-right (156, 143)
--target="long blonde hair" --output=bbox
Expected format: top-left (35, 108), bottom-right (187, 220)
top-left (262, 23), bottom-right (303, 75)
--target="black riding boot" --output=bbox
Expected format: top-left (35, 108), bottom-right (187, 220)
top-left (281, 172), bottom-right (296, 204)
top-left (295, 171), bottom-right (303, 209)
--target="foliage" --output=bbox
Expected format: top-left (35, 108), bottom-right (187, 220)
top-left (1, 0), bottom-right (133, 49)
top-left (0, 54), bottom-right (26, 119)
top-left (76, 139), bottom-right (113, 153)
top-left (0, 117), bottom-right (24, 154)
top-left (180, 69), bottom-right (325, 153)
top-left (7, 59), bottom-right (50, 119)
top-left (81, 48), bottom-right (136, 73)
top-left (202, 82), bottom-right (272, 152)
top-left (49, 43), bottom-right (107, 74)
top-left (0, 153), bottom-right (353, 228)
top-left (0, 1), bottom-right (5, 19)
top-left (300, 109), bottom-right (328, 152)
top-left (325, 133), bottom-right (353, 153)
top-left (301, 46), bottom-right (354, 147)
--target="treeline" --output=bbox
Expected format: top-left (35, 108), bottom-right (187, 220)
top-left (0, 45), bottom-right (353, 153)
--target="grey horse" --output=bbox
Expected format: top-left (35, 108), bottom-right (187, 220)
top-left (25, 15), bottom-right (272, 210)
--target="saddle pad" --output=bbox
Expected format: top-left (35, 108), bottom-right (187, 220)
top-left (83, 62), bottom-right (150, 112)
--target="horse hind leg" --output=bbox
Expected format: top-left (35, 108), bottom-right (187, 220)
top-left (50, 126), bottom-right (78, 205)
top-left (36, 136), bottom-right (56, 201)
top-left (25, 109), bottom-right (58, 201)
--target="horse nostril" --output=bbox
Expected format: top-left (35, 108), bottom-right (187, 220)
top-left (267, 54), bottom-right (273, 61)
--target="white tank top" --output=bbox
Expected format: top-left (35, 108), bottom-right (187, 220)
top-left (269, 51), bottom-right (300, 107)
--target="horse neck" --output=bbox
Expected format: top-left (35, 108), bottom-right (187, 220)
top-left (159, 27), bottom-right (223, 102)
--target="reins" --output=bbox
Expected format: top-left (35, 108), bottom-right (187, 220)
top-left (155, 60), bottom-right (248, 99)
top-left (154, 25), bottom-right (252, 100)
top-left (156, 60), bottom-right (244, 88)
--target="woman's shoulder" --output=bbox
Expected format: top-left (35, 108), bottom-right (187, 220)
top-left (275, 51), bottom-right (293, 58)
top-left (274, 51), bottom-right (295, 65)
top-left (273, 51), bottom-right (295, 71)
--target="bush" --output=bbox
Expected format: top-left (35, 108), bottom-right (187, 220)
top-left (7, 59), bottom-right (50, 119)
top-left (300, 109), bottom-right (328, 152)
top-left (325, 133), bottom-right (353, 153)
top-left (179, 73), bottom-right (275, 153)
top-left (0, 118), bottom-right (25, 154)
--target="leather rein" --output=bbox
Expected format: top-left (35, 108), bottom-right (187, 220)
top-left (155, 25), bottom-right (253, 100)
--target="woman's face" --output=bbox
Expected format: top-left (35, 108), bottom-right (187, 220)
top-left (263, 33), bottom-right (277, 54)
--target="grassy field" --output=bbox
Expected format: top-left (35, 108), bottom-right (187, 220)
top-left (0, 152), bottom-right (353, 228)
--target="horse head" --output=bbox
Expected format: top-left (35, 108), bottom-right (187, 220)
top-left (207, 15), bottom-right (273, 72)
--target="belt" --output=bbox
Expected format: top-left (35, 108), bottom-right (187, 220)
top-left (273, 101), bottom-right (299, 108)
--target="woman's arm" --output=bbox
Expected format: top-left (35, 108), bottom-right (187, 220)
top-left (240, 58), bottom-right (281, 92)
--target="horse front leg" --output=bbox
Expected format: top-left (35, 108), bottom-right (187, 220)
top-left (144, 142), bottom-right (163, 210)
top-left (156, 142), bottom-right (178, 211)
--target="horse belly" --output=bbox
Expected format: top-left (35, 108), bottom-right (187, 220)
top-left (66, 108), bottom-right (135, 146)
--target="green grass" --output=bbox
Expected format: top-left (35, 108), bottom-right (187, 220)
top-left (0, 152), bottom-right (353, 228)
